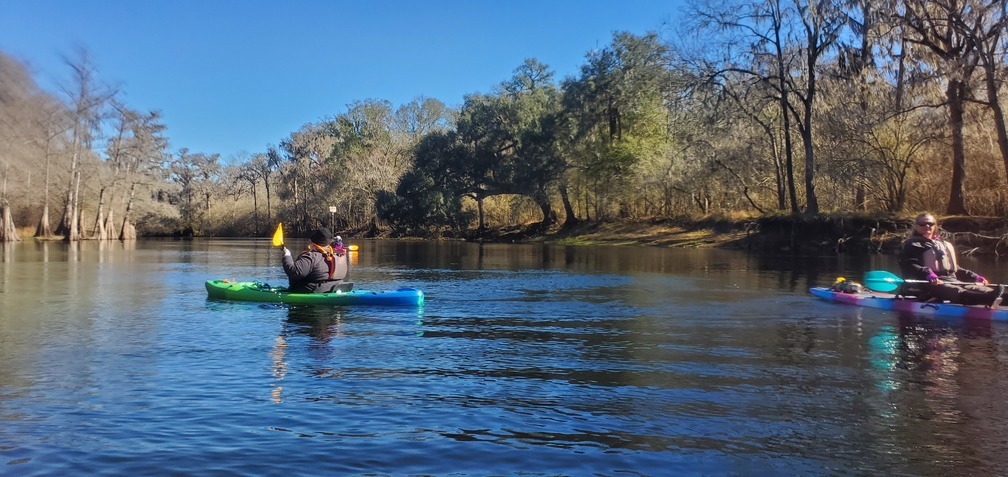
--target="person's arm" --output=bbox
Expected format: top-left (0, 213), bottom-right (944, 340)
top-left (899, 241), bottom-right (936, 281)
top-left (282, 250), bottom-right (315, 282)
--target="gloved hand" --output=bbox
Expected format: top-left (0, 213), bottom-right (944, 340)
top-left (283, 247), bottom-right (291, 257)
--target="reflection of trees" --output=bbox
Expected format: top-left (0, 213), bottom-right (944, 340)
top-left (270, 336), bottom-right (286, 404)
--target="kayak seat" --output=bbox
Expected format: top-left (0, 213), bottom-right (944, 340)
top-left (332, 253), bottom-right (349, 281)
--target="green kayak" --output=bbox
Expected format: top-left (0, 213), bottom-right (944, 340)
top-left (205, 279), bottom-right (424, 306)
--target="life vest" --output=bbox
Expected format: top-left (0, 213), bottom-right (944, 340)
top-left (307, 242), bottom-right (339, 279)
top-left (919, 238), bottom-right (959, 276)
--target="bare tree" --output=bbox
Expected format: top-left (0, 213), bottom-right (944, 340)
top-left (967, 0), bottom-right (1008, 185)
top-left (34, 101), bottom-right (72, 238)
top-left (900, 0), bottom-right (983, 215)
top-left (687, 0), bottom-right (803, 213)
top-left (56, 48), bottom-right (115, 242)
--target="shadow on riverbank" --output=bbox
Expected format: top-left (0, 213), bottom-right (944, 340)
top-left (468, 215), bottom-right (1008, 256)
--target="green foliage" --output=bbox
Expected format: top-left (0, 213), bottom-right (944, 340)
top-left (375, 131), bottom-right (474, 236)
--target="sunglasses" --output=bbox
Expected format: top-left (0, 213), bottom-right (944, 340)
top-left (916, 221), bottom-right (935, 227)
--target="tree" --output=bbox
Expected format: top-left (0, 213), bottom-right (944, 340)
top-left (786, 0), bottom-right (848, 215)
top-left (34, 100), bottom-right (72, 238)
top-left (237, 156), bottom-right (264, 235)
top-left (964, 0), bottom-right (1008, 186)
top-left (169, 149), bottom-right (220, 232)
top-left (115, 109), bottom-right (168, 240)
top-left (900, 0), bottom-right (983, 215)
top-left (376, 131), bottom-right (473, 236)
top-left (562, 33), bottom-right (673, 220)
top-left (56, 48), bottom-right (115, 242)
top-left (454, 59), bottom-right (566, 230)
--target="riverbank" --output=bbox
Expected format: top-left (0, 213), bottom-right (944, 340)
top-left (469, 215), bottom-right (1008, 255)
top-left (11, 214), bottom-right (1008, 256)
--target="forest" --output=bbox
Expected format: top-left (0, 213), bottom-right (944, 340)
top-left (2, 0), bottom-right (1007, 243)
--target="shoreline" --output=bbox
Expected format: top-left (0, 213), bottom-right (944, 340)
top-left (12, 214), bottom-right (1008, 256)
top-left (466, 215), bottom-right (1008, 256)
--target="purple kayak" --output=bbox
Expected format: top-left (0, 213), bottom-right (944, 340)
top-left (810, 287), bottom-right (1008, 321)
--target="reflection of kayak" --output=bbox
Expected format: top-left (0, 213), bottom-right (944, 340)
top-left (206, 280), bottom-right (424, 306)
top-left (810, 287), bottom-right (1008, 321)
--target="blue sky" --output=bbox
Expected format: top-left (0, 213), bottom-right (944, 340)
top-left (1, 1), bottom-right (680, 161)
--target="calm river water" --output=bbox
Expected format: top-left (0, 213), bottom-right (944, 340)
top-left (2, 238), bottom-right (1008, 475)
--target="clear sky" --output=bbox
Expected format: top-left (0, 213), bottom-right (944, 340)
top-left (1, 0), bottom-right (680, 161)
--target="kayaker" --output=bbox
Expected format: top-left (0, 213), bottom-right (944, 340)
top-left (332, 235), bottom-right (345, 255)
top-left (898, 212), bottom-right (1004, 308)
top-left (282, 227), bottom-right (349, 293)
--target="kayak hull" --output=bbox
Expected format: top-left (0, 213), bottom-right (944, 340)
top-left (206, 280), bottom-right (424, 306)
top-left (810, 287), bottom-right (1008, 321)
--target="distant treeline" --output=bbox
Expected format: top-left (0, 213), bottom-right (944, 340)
top-left (2, 0), bottom-right (1007, 242)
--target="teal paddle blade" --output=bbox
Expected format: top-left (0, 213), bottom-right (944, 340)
top-left (863, 270), bottom-right (902, 292)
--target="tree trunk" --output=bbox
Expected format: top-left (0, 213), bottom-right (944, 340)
top-left (102, 207), bottom-right (115, 240)
top-left (982, 61), bottom-right (1008, 186)
top-left (93, 206), bottom-right (106, 241)
top-left (251, 186), bottom-right (259, 236)
top-left (120, 218), bottom-right (136, 240)
top-left (771, 4), bottom-right (799, 214)
top-left (1, 204), bottom-right (21, 242)
top-left (559, 183), bottom-right (578, 227)
top-left (35, 204), bottom-right (52, 238)
top-left (533, 190), bottom-right (556, 228)
top-left (801, 125), bottom-right (818, 215)
top-left (946, 79), bottom-right (969, 215)
top-left (59, 170), bottom-right (81, 241)
top-left (36, 141), bottom-right (54, 238)
top-left (57, 168), bottom-right (75, 238)
top-left (264, 180), bottom-right (272, 227)
top-left (800, 47), bottom-right (819, 216)
top-left (477, 196), bottom-right (486, 230)
top-left (92, 187), bottom-right (109, 239)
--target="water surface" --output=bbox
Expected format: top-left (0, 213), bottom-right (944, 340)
top-left (2, 239), bottom-right (1007, 475)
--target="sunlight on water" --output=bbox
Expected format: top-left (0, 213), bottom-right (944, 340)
top-left (2, 239), bottom-right (1008, 475)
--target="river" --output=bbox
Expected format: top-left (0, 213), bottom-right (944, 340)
top-left (2, 238), bottom-right (1007, 475)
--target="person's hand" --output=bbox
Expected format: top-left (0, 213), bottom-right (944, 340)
top-left (927, 272), bottom-right (939, 284)
top-left (283, 247), bottom-right (291, 257)
top-left (977, 276), bottom-right (989, 286)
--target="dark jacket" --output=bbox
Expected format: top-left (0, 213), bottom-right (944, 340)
top-left (282, 249), bottom-right (348, 293)
top-left (898, 233), bottom-right (981, 283)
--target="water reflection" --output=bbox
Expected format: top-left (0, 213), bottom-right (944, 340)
top-left (270, 335), bottom-right (287, 404)
top-left (285, 306), bottom-right (348, 344)
top-left (863, 313), bottom-right (1008, 473)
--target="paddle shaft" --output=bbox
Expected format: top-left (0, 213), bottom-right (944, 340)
top-left (901, 277), bottom-right (1003, 287)
top-left (864, 270), bottom-right (1003, 289)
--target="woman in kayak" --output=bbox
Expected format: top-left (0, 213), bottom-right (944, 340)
top-left (282, 227), bottom-right (349, 293)
top-left (899, 212), bottom-right (1004, 308)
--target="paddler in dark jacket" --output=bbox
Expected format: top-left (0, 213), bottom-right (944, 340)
top-left (898, 212), bottom-right (1003, 308)
top-left (282, 227), bottom-right (349, 293)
